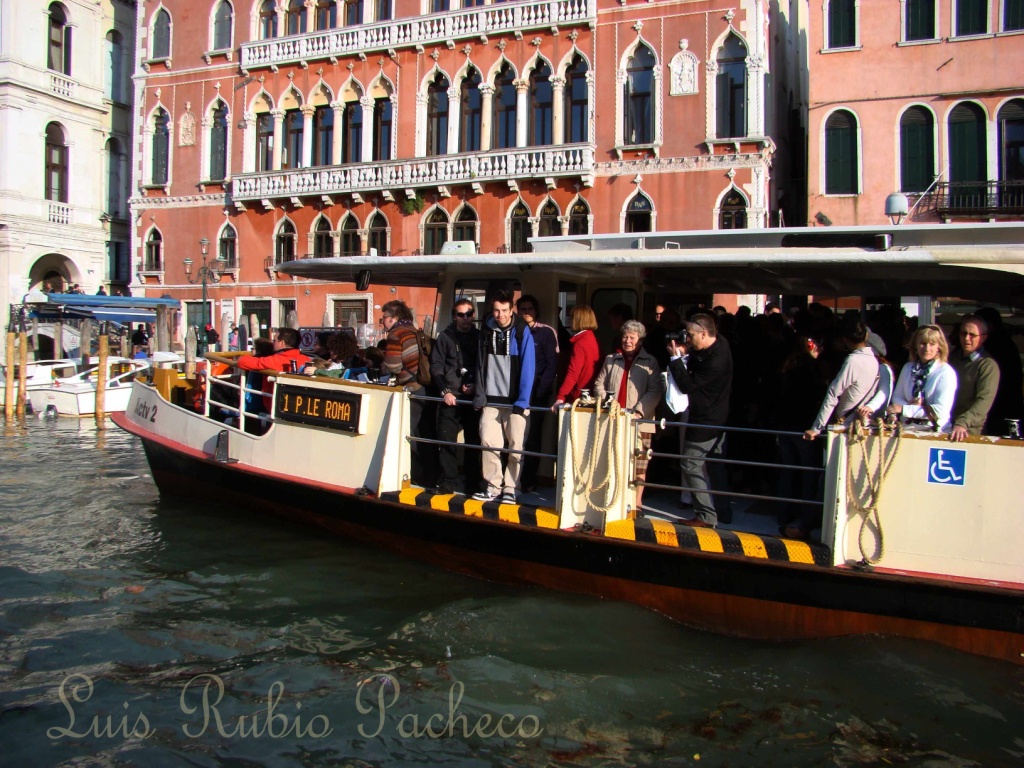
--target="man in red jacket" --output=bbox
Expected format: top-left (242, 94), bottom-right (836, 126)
top-left (236, 327), bottom-right (310, 412)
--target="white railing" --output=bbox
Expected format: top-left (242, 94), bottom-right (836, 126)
top-left (231, 144), bottom-right (595, 201)
top-left (240, 0), bottom-right (595, 70)
top-left (49, 73), bottom-right (76, 99)
top-left (47, 202), bottom-right (71, 225)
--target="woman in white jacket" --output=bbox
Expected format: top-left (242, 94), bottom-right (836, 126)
top-left (888, 325), bottom-right (958, 433)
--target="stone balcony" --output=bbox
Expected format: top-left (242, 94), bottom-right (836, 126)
top-left (239, 0), bottom-right (595, 71)
top-left (231, 143), bottom-right (595, 208)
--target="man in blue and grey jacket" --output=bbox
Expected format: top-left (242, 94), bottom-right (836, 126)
top-left (473, 289), bottom-right (535, 503)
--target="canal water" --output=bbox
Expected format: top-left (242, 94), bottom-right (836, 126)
top-left (1, 420), bottom-right (1021, 767)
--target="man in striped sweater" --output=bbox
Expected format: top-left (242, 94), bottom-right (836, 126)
top-left (382, 300), bottom-right (436, 486)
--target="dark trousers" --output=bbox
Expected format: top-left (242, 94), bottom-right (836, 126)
top-left (435, 401), bottom-right (481, 492)
top-left (520, 408), bottom-right (547, 490)
top-left (410, 395), bottom-right (437, 487)
top-left (776, 435), bottom-right (824, 532)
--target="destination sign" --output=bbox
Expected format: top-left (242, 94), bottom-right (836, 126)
top-left (274, 384), bottom-right (365, 434)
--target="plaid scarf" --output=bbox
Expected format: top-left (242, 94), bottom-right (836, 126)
top-left (911, 360), bottom-right (934, 400)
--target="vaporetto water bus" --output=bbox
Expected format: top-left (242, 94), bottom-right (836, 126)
top-left (113, 223), bottom-right (1024, 665)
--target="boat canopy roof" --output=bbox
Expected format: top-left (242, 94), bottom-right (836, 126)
top-left (278, 223), bottom-right (1024, 301)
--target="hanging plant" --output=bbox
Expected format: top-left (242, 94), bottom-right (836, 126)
top-left (401, 194), bottom-right (425, 215)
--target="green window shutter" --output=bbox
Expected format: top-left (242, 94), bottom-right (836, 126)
top-left (906, 0), bottom-right (936, 40)
top-left (1006, 0), bottom-right (1024, 31)
top-left (828, 0), bottom-right (856, 48)
top-left (825, 111), bottom-right (857, 194)
top-left (900, 107), bottom-right (934, 193)
top-left (949, 103), bottom-right (986, 183)
top-left (956, 0), bottom-right (987, 36)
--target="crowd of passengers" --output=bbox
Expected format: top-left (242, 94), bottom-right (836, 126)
top-left (227, 297), bottom-right (1024, 541)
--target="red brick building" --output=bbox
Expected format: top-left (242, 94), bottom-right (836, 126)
top-left (131, 0), bottom-right (788, 341)
top-left (806, 0), bottom-right (1024, 227)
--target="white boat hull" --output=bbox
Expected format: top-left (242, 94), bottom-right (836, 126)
top-left (29, 382), bottom-right (135, 417)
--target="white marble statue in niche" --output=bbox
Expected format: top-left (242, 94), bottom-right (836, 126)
top-left (670, 40), bottom-right (699, 96)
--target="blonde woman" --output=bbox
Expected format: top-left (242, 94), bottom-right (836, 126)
top-left (888, 325), bottom-right (958, 432)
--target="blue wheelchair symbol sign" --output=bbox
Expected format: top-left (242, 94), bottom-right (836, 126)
top-left (927, 448), bottom-right (966, 486)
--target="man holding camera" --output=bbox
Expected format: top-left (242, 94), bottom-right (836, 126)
top-left (430, 298), bottom-right (482, 495)
top-left (666, 313), bottom-right (733, 527)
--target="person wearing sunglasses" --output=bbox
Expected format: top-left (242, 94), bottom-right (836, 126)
top-left (429, 299), bottom-right (482, 495)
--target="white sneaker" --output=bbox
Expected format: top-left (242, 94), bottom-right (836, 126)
top-left (472, 490), bottom-right (498, 501)
top-left (500, 492), bottom-right (517, 504)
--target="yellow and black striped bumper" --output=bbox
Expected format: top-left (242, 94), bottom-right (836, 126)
top-left (605, 517), bottom-right (832, 567)
top-left (380, 488), bottom-right (560, 529)
top-left (379, 490), bottom-right (830, 567)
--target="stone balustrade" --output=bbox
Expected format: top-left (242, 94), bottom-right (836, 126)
top-left (231, 144), bottom-right (595, 202)
top-left (240, 0), bottom-right (595, 70)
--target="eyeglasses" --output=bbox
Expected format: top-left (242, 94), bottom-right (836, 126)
top-left (455, 311), bottom-right (475, 318)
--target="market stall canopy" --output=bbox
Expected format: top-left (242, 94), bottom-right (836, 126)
top-left (23, 294), bottom-right (181, 327)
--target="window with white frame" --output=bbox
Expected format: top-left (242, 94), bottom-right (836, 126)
top-left (824, 109), bottom-right (858, 194)
top-left (209, 101), bottom-right (229, 181)
top-left (213, 0), bottom-right (233, 50)
top-left (623, 44), bottom-right (655, 145)
top-left (47, 3), bottom-right (72, 75)
top-left (152, 108), bottom-right (171, 185)
top-left (716, 34), bottom-right (747, 138)
top-left (903, 0), bottom-right (937, 41)
top-left (826, 0), bottom-right (857, 49)
top-left (954, 0), bottom-right (988, 36)
top-left (219, 224), bottom-right (237, 268)
top-left (152, 8), bottom-right (171, 60)
top-left (899, 106), bottom-right (935, 193)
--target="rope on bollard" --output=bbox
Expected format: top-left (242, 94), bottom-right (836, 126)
top-left (845, 418), bottom-right (903, 565)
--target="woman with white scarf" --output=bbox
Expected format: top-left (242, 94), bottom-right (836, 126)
top-left (888, 325), bottom-right (958, 433)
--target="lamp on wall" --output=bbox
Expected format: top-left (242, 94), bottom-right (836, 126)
top-left (885, 192), bottom-right (909, 225)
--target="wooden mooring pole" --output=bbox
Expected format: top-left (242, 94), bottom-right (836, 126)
top-left (4, 332), bottom-right (14, 420)
top-left (17, 332), bottom-right (28, 416)
top-left (95, 335), bottom-right (108, 427)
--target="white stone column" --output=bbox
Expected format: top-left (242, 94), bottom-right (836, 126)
top-left (551, 76), bottom-right (565, 145)
top-left (301, 105), bottom-right (315, 168)
top-left (360, 96), bottom-right (374, 162)
top-left (200, 113), bottom-right (213, 179)
top-left (447, 85), bottom-right (460, 153)
top-left (330, 101), bottom-right (344, 164)
top-left (242, 112), bottom-right (256, 173)
top-left (514, 79), bottom-right (529, 148)
top-left (271, 109), bottom-right (285, 170)
top-left (479, 84), bottom-right (493, 152)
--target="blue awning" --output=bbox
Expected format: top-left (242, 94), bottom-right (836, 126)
top-left (85, 308), bottom-right (158, 325)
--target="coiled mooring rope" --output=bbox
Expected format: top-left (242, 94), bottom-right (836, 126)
top-left (844, 419), bottom-right (903, 565)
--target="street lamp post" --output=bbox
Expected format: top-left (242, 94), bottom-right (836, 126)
top-left (183, 236), bottom-right (225, 354)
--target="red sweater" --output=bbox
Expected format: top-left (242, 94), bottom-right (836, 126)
top-left (556, 330), bottom-right (601, 402)
top-left (236, 347), bottom-right (310, 409)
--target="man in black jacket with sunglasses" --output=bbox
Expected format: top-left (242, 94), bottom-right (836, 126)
top-left (430, 299), bottom-right (482, 495)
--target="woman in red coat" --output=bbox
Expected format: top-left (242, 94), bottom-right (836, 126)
top-left (552, 305), bottom-right (602, 408)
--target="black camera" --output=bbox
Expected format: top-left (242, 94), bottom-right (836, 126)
top-left (664, 331), bottom-right (686, 343)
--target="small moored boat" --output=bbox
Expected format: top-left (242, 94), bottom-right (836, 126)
top-left (30, 357), bottom-right (151, 417)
